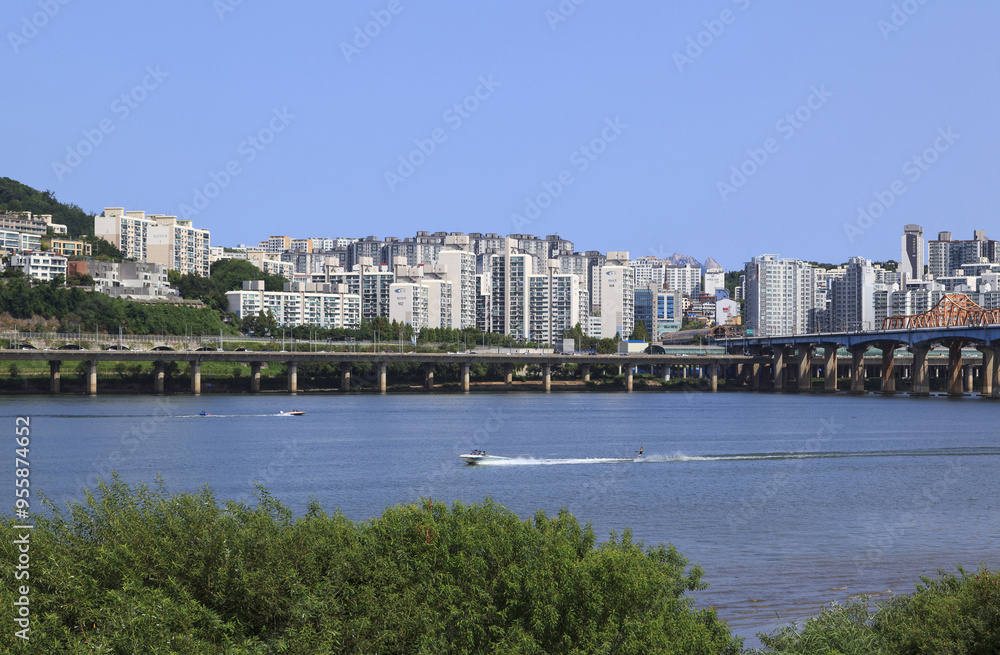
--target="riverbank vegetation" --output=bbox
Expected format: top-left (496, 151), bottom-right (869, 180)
top-left (751, 567), bottom-right (1000, 654)
top-left (0, 478), bottom-right (742, 654)
top-left (1, 479), bottom-right (997, 653)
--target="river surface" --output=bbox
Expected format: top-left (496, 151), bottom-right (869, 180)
top-left (4, 391), bottom-right (999, 647)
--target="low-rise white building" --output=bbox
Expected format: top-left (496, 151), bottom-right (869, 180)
top-left (0, 230), bottom-right (41, 254)
top-left (226, 280), bottom-right (361, 329)
top-left (9, 250), bottom-right (67, 281)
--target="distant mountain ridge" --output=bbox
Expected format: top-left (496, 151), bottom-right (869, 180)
top-left (663, 253), bottom-right (702, 268)
top-left (661, 253), bottom-right (725, 271)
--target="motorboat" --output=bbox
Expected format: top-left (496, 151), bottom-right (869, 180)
top-left (199, 411), bottom-right (209, 416)
top-left (459, 452), bottom-right (511, 464)
top-left (279, 410), bottom-right (306, 416)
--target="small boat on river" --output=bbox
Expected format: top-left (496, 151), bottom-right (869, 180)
top-left (459, 451), bottom-right (512, 464)
top-left (279, 410), bottom-right (306, 416)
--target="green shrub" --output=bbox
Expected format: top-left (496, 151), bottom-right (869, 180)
top-left (0, 476), bottom-right (742, 654)
top-left (753, 566), bottom-right (1000, 655)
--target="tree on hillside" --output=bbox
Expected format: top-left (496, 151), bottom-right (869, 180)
top-left (169, 259), bottom-right (288, 313)
top-left (82, 235), bottom-right (125, 260)
top-left (0, 177), bottom-right (93, 236)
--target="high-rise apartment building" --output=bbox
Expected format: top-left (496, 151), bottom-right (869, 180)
top-left (95, 208), bottom-right (210, 276)
top-left (528, 260), bottom-right (580, 345)
top-left (901, 224), bottom-right (924, 281)
top-left (744, 255), bottom-right (823, 336)
top-left (348, 236), bottom-right (383, 270)
top-left (662, 264), bottom-right (701, 297)
top-left (928, 230), bottom-right (1000, 279)
top-left (828, 257), bottom-right (878, 331)
top-left (488, 238), bottom-right (532, 339)
top-left (389, 263), bottom-right (453, 333)
top-left (597, 252), bottom-right (634, 339)
top-left (323, 257), bottom-right (394, 322)
top-left (437, 235), bottom-right (477, 329)
top-left (629, 256), bottom-right (666, 288)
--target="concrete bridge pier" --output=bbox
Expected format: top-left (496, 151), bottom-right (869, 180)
top-left (772, 348), bottom-right (786, 391)
top-left (504, 363), bottom-right (514, 386)
top-left (423, 363), bottom-right (435, 390)
top-left (49, 360), bottom-right (61, 394)
top-left (250, 362), bottom-right (261, 393)
top-left (710, 362), bottom-right (719, 392)
top-left (947, 342), bottom-right (965, 396)
top-left (542, 363), bottom-right (551, 392)
top-left (581, 364), bottom-right (591, 383)
top-left (461, 362), bottom-right (471, 392)
top-left (625, 364), bottom-right (634, 392)
top-left (849, 346), bottom-right (867, 394)
top-left (879, 344), bottom-right (899, 394)
top-left (978, 347), bottom-right (994, 397)
top-left (994, 351), bottom-right (1000, 399)
top-left (155, 361), bottom-right (166, 394)
top-left (965, 365), bottom-right (974, 394)
top-left (909, 346), bottom-right (930, 396)
top-left (661, 365), bottom-right (670, 381)
top-left (191, 361), bottom-right (201, 395)
top-left (377, 362), bottom-right (387, 394)
top-left (340, 364), bottom-right (352, 391)
top-left (822, 346), bottom-right (838, 393)
top-left (87, 360), bottom-right (97, 395)
top-left (751, 361), bottom-right (761, 390)
top-left (796, 346), bottom-right (813, 392)
top-left (288, 362), bottom-right (298, 394)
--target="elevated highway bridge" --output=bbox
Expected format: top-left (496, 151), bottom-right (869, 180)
top-left (717, 294), bottom-right (1000, 397)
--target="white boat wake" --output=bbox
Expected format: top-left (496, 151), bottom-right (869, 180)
top-left (465, 447), bottom-right (1000, 466)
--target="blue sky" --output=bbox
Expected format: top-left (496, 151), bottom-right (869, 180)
top-left (4, 1), bottom-right (999, 270)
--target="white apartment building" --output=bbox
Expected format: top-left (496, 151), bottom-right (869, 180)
top-left (528, 261), bottom-right (580, 345)
top-left (320, 257), bottom-right (394, 322)
top-left (744, 255), bottom-right (823, 336)
top-left (9, 250), bottom-right (67, 281)
top-left (389, 262), bottom-right (454, 333)
top-left (597, 252), bottom-right (634, 339)
top-left (243, 249), bottom-right (295, 279)
top-left (0, 211), bottom-right (67, 235)
top-left (488, 238), bottom-right (532, 340)
top-left (226, 280), bottom-right (361, 329)
top-left (703, 266), bottom-right (725, 297)
top-left (662, 264), bottom-right (701, 297)
top-left (828, 257), bottom-right (878, 331)
top-left (0, 230), bottom-right (41, 254)
top-left (262, 236), bottom-right (291, 254)
top-left (96, 208), bottom-right (149, 261)
top-left (629, 256), bottom-right (666, 288)
top-left (95, 208), bottom-right (210, 276)
top-left (147, 215), bottom-right (211, 276)
top-left (928, 230), bottom-right (1000, 279)
top-left (437, 235), bottom-right (477, 329)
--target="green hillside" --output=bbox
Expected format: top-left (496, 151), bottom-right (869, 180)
top-left (0, 177), bottom-right (94, 237)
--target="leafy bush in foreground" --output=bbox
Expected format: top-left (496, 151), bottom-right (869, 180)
top-left (0, 476), bottom-right (741, 654)
top-left (752, 566), bottom-right (1000, 655)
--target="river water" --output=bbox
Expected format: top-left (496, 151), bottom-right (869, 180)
top-left (5, 391), bottom-right (999, 646)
